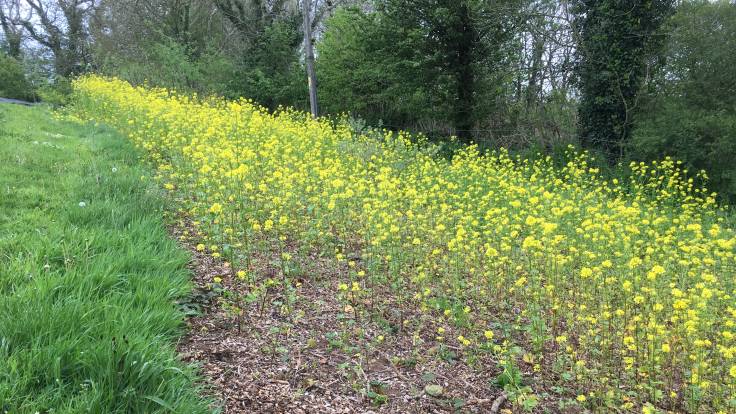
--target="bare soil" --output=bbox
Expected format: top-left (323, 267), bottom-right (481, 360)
top-left (172, 219), bottom-right (548, 413)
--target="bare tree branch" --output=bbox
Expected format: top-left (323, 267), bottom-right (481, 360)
top-left (0, 0), bottom-right (24, 57)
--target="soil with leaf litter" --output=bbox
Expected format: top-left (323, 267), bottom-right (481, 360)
top-left (173, 219), bottom-right (550, 413)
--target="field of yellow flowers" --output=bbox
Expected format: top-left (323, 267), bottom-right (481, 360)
top-left (72, 76), bottom-right (736, 412)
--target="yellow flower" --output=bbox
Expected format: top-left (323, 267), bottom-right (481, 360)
top-left (622, 280), bottom-right (632, 291)
top-left (196, 243), bottom-right (205, 252)
top-left (542, 222), bottom-right (557, 234)
top-left (209, 203), bottom-right (223, 214)
top-left (647, 265), bottom-right (665, 280)
top-left (75, 76), bottom-right (736, 412)
top-left (263, 219), bottom-right (274, 231)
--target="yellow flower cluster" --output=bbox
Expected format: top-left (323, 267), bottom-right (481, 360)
top-left (72, 76), bottom-right (736, 411)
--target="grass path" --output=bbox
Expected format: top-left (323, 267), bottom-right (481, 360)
top-left (0, 104), bottom-right (209, 413)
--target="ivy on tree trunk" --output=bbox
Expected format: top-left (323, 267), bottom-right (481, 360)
top-left (572, 0), bottom-right (674, 163)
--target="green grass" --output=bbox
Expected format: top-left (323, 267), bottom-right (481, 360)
top-left (0, 104), bottom-right (210, 413)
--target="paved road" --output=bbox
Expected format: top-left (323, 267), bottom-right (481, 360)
top-left (0, 97), bottom-right (37, 106)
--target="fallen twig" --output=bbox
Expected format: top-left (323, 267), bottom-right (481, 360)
top-left (490, 392), bottom-right (508, 413)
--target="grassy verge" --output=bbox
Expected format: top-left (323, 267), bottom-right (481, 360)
top-left (0, 104), bottom-right (209, 413)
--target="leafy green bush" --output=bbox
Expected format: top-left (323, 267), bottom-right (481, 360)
top-left (631, 0), bottom-right (736, 202)
top-left (0, 54), bottom-right (36, 101)
top-left (317, 5), bottom-right (518, 139)
top-left (37, 77), bottom-right (73, 107)
top-left (632, 103), bottom-right (736, 201)
top-left (95, 38), bottom-right (242, 101)
top-left (318, 8), bottom-right (420, 128)
top-left (225, 20), bottom-right (307, 110)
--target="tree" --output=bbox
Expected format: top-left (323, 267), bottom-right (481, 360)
top-left (0, 53), bottom-right (35, 100)
top-left (572, 0), bottom-right (675, 162)
top-left (303, 0), bottom-right (318, 117)
top-left (0, 0), bottom-right (23, 58)
top-left (210, 0), bottom-right (351, 109)
top-left (318, 7), bottom-right (408, 125)
top-left (20, 0), bottom-right (97, 77)
top-left (89, 0), bottom-right (234, 93)
top-left (631, 0), bottom-right (736, 201)
top-left (504, 0), bottom-right (578, 149)
top-left (381, 0), bottom-right (521, 142)
top-left (318, 1), bottom-right (521, 141)
top-left (212, 0), bottom-right (305, 107)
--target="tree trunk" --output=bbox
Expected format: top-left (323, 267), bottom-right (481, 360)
top-left (2, 31), bottom-right (21, 58)
top-left (453, 3), bottom-right (475, 142)
top-left (526, 32), bottom-right (544, 111)
top-left (0, 2), bottom-right (22, 58)
top-left (303, 0), bottom-right (319, 118)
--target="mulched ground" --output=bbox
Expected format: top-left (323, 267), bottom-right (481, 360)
top-left (173, 222), bottom-right (526, 413)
